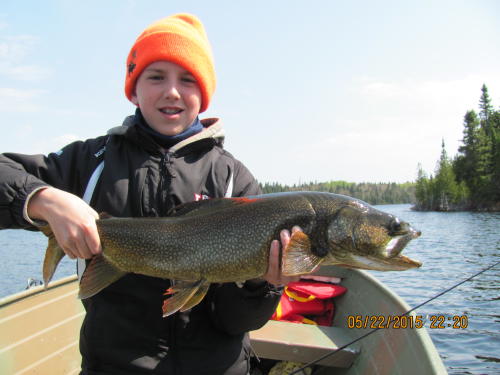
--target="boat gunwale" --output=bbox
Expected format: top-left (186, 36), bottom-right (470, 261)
top-left (0, 268), bottom-right (447, 374)
top-left (0, 274), bottom-right (78, 308)
top-left (321, 267), bottom-right (447, 374)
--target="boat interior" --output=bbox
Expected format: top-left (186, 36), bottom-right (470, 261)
top-left (0, 266), bottom-right (446, 374)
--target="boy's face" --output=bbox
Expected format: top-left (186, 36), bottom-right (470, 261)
top-left (132, 61), bottom-right (202, 136)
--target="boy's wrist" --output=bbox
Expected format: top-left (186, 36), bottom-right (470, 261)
top-left (24, 186), bottom-right (52, 225)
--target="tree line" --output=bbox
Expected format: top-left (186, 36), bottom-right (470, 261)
top-left (260, 180), bottom-right (416, 205)
top-left (414, 84), bottom-right (500, 211)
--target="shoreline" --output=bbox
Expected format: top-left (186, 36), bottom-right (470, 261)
top-left (411, 203), bottom-right (500, 212)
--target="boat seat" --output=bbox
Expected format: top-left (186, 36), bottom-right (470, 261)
top-left (249, 320), bottom-right (359, 368)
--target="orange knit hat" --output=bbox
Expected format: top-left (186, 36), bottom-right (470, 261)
top-left (125, 13), bottom-right (216, 113)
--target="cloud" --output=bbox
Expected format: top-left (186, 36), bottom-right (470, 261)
top-left (355, 75), bottom-right (500, 119)
top-left (252, 75), bottom-right (500, 184)
top-left (0, 87), bottom-right (46, 99)
top-left (8, 126), bottom-right (75, 154)
top-left (360, 81), bottom-right (405, 98)
top-left (294, 127), bottom-right (426, 181)
top-left (0, 87), bottom-right (101, 118)
top-left (0, 35), bottom-right (38, 60)
top-left (352, 74), bottom-right (500, 151)
top-left (0, 35), bottom-right (52, 81)
top-left (1, 135), bottom-right (83, 156)
top-left (4, 64), bottom-right (51, 81)
top-left (0, 87), bottom-right (47, 112)
top-left (289, 75), bottom-right (500, 182)
top-left (1, 131), bottom-right (81, 155)
top-left (37, 134), bottom-right (81, 154)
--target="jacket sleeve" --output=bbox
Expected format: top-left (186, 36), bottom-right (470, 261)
top-left (208, 158), bottom-right (282, 335)
top-left (0, 138), bottom-right (106, 229)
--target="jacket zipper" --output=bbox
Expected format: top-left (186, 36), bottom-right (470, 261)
top-left (163, 152), bottom-right (177, 177)
top-left (159, 152), bottom-right (178, 373)
top-left (158, 152), bottom-right (176, 217)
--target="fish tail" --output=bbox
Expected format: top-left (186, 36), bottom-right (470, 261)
top-left (40, 225), bottom-right (66, 288)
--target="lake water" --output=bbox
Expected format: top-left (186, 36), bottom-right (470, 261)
top-left (0, 204), bottom-right (498, 375)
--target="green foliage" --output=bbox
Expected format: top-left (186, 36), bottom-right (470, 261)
top-left (479, 84), bottom-right (494, 123)
top-left (260, 180), bottom-right (416, 205)
top-left (415, 140), bottom-right (468, 211)
top-left (415, 84), bottom-right (500, 211)
top-left (489, 112), bottom-right (500, 201)
top-left (415, 164), bottom-right (432, 210)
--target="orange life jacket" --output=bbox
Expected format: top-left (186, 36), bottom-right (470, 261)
top-left (271, 281), bottom-right (347, 326)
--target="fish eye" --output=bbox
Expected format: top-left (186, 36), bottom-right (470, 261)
top-left (389, 219), bottom-right (402, 234)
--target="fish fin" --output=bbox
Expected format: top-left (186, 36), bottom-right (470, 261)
top-left (162, 279), bottom-right (208, 317)
top-left (99, 212), bottom-right (114, 220)
top-left (78, 255), bottom-right (126, 299)
top-left (282, 231), bottom-right (323, 276)
top-left (41, 225), bottom-right (66, 287)
top-left (179, 281), bottom-right (210, 312)
top-left (172, 197), bottom-right (260, 217)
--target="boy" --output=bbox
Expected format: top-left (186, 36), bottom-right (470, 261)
top-left (0, 14), bottom-right (298, 374)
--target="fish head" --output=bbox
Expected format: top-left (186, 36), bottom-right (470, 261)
top-left (325, 201), bottom-right (422, 271)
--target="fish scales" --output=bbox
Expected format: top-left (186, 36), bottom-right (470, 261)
top-left (40, 191), bottom-right (422, 316)
top-left (98, 194), bottom-right (317, 282)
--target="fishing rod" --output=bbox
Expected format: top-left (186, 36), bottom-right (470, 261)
top-left (288, 260), bottom-right (500, 375)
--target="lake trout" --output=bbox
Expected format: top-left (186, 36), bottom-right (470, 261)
top-left (41, 191), bottom-right (421, 316)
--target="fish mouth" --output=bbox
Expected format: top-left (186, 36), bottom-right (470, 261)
top-left (384, 228), bottom-right (422, 268)
top-left (395, 254), bottom-right (422, 268)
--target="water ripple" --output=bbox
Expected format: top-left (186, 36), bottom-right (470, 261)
top-left (372, 204), bottom-right (500, 375)
top-left (0, 205), bottom-right (498, 374)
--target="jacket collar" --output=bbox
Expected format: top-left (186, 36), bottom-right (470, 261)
top-left (107, 114), bottom-right (225, 154)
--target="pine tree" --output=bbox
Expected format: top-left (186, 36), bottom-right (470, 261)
top-left (456, 110), bottom-right (481, 196)
top-left (415, 164), bottom-right (430, 210)
top-left (434, 140), bottom-right (460, 210)
top-left (476, 135), bottom-right (494, 201)
top-left (477, 84), bottom-right (496, 201)
top-left (489, 111), bottom-right (500, 201)
top-left (479, 84), bottom-right (494, 125)
top-left (416, 84), bottom-right (498, 211)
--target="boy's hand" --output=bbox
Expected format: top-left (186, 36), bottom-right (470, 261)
top-left (27, 187), bottom-right (101, 259)
top-left (262, 226), bottom-right (304, 286)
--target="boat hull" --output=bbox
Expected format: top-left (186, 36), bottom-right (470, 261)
top-left (0, 266), bottom-right (447, 374)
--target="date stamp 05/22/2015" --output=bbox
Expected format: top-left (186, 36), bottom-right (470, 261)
top-left (346, 314), bottom-right (469, 330)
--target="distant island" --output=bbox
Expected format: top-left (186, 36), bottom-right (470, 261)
top-left (413, 84), bottom-right (500, 212)
top-left (260, 180), bottom-right (416, 205)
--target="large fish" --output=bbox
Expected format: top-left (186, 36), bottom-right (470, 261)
top-left (42, 192), bottom-right (421, 316)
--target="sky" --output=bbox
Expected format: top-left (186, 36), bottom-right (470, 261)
top-left (1, 0), bottom-right (499, 185)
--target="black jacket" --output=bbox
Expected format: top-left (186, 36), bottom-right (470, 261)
top-left (0, 112), bottom-right (281, 374)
